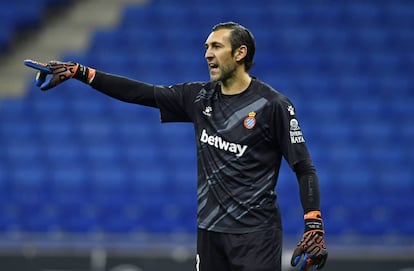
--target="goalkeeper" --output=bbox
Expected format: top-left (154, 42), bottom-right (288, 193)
top-left (25, 22), bottom-right (327, 271)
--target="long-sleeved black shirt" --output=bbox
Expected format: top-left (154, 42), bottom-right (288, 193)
top-left (90, 71), bottom-right (321, 233)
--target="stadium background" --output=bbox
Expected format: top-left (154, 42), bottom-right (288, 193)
top-left (0, 0), bottom-right (413, 270)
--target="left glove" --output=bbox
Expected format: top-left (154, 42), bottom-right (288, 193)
top-left (24, 59), bottom-right (96, 91)
top-left (291, 211), bottom-right (328, 271)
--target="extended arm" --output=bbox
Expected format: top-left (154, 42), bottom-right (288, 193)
top-left (90, 71), bottom-right (157, 107)
top-left (24, 59), bottom-right (159, 107)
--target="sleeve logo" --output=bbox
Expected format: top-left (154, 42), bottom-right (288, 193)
top-left (287, 105), bottom-right (295, 116)
top-left (290, 118), bottom-right (305, 144)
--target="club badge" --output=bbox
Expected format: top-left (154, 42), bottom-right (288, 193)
top-left (244, 111), bottom-right (256, 129)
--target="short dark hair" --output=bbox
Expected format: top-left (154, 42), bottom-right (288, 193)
top-left (212, 22), bottom-right (256, 71)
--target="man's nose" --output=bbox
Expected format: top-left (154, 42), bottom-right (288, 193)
top-left (205, 49), bottom-right (213, 59)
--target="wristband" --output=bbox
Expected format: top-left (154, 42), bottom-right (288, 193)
top-left (74, 64), bottom-right (96, 84)
top-left (304, 210), bottom-right (324, 233)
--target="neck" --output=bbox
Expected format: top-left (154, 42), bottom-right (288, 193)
top-left (221, 71), bottom-right (252, 95)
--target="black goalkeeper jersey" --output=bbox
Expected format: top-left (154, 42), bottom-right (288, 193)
top-left (154, 78), bottom-right (312, 234)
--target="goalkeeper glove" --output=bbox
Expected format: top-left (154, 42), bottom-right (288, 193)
top-left (23, 59), bottom-right (96, 91)
top-left (291, 211), bottom-right (328, 271)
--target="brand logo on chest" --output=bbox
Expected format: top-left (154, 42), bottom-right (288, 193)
top-left (200, 129), bottom-right (248, 157)
top-left (202, 106), bottom-right (212, 117)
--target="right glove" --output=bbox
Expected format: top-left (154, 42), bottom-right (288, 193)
top-left (291, 211), bottom-right (328, 271)
top-left (24, 59), bottom-right (96, 90)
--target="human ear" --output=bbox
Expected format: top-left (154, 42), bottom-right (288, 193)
top-left (235, 45), bottom-right (248, 62)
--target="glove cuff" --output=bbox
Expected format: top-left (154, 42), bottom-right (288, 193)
top-left (73, 63), bottom-right (96, 84)
top-left (304, 210), bottom-right (324, 233)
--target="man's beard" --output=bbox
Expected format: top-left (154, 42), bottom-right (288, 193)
top-left (211, 63), bottom-right (237, 83)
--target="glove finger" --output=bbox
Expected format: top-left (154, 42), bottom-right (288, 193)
top-left (299, 254), bottom-right (313, 271)
top-left (292, 255), bottom-right (302, 267)
top-left (35, 71), bottom-right (47, 87)
top-left (40, 75), bottom-right (54, 91)
top-left (24, 59), bottom-right (52, 73)
top-left (316, 253), bottom-right (328, 270)
top-left (291, 247), bottom-right (304, 266)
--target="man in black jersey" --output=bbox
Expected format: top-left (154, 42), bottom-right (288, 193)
top-left (24, 22), bottom-right (327, 271)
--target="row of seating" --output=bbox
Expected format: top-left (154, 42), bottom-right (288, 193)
top-left (0, 0), bottom-right (72, 52)
top-left (1, 187), bottom-right (413, 236)
top-left (0, 0), bottom-right (412, 240)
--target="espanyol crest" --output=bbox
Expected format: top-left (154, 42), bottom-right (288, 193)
top-left (244, 111), bottom-right (256, 129)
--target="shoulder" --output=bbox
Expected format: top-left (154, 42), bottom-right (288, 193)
top-left (157, 81), bottom-right (216, 99)
top-left (252, 78), bottom-right (292, 107)
top-left (171, 81), bottom-right (216, 91)
top-left (167, 81), bottom-right (217, 97)
top-left (178, 81), bottom-right (219, 102)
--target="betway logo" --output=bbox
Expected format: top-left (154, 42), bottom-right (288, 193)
top-left (200, 129), bottom-right (247, 157)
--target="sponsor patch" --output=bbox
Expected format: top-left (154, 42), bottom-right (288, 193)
top-left (200, 129), bottom-right (248, 157)
top-left (289, 118), bottom-right (305, 144)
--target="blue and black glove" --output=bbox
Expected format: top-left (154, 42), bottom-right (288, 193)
top-left (291, 211), bottom-right (328, 271)
top-left (24, 59), bottom-right (96, 90)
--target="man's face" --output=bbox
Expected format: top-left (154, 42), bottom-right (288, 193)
top-left (204, 29), bottom-right (238, 82)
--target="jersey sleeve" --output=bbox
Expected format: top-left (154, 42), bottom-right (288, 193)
top-left (154, 82), bottom-right (201, 123)
top-left (272, 95), bottom-right (312, 168)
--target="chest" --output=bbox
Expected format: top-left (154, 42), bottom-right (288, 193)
top-left (195, 94), bottom-right (273, 149)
